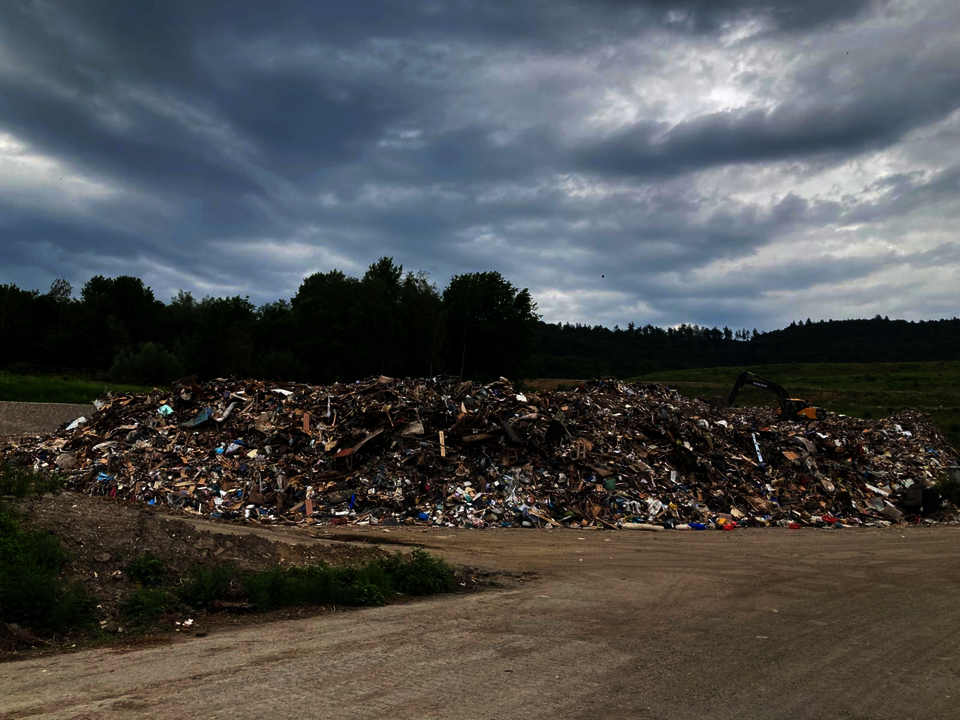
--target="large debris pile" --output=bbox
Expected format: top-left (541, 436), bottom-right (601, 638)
top-left (3, 376), bottom-right (957, 529)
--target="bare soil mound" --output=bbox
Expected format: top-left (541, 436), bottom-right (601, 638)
top-left (3, 493), bottom-right (385, 657)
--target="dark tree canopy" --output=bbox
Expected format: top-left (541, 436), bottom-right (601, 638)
top-left (2, 265), bottom-right (959, 384)
top-left (443, 271), bottom-right (540, 379)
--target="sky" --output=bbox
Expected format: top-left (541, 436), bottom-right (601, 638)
top-left (1, 0), bottom-right (959, 332)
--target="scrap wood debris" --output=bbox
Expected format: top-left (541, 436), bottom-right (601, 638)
top-left (2, 375), bottom-right (958, 530)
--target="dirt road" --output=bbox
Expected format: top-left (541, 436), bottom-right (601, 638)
top-left (3, 526), bottom-right (959, 719)
top-left (0, 401), bottom-right (91, 438)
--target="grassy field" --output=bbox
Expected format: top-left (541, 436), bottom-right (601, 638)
top-left (628, 361), bottom-right (960, 451)
top-left (0, 373), bottom-right (157, 404)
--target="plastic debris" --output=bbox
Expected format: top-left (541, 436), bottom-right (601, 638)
top-left (2, 375), bottom-right (957, 530)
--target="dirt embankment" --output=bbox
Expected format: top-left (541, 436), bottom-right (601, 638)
top-left (6, 494), bottom-right (391, 647)
top-left (0, 401), bottom-right (91, 438)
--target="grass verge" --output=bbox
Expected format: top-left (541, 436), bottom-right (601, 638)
top-left (117, 550), bottom-right (457, 630)
top-left (177, 548), bottom-right (458, 614)
top-left (242, 548), bottom-right (457, 611)
top-left (0, 371), bottom-right (157, 404)
top-left (1, 465), bottom-right (461, 647)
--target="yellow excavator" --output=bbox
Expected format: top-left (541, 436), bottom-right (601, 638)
top-left (728, 371), bottom-right (826, 422)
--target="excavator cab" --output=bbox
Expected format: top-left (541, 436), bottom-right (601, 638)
top-left (781, 398), bottom-right (826, 422)
top-left (729, 371), bottom-right (826, 422)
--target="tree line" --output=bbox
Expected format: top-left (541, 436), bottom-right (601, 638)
top-left (2, 261), bottom-right (959, 385)
top-left (534, 316), bottom-right (960, 377)
top-left (0, 258), bottom-right (538, 384)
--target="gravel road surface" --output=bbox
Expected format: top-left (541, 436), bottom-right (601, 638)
top-left (2, 525), bottom-right (959, 719)
top-left (0, 402), bottom-right (92, 438)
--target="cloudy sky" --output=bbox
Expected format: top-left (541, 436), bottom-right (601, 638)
top-left (1, 0), bottom-right (959, 331)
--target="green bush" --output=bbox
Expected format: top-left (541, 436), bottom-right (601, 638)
top-left (121, 588), bottom-right (176, 625)
top-left (0, 464), bottom-right (63, 498)
top-left (179, 564), bottom-right (236, 609)
top-left (385, 548), bottom-right (457, 595)
top-left (126, 552), bottom-right (166, 586)
top-left (240, 549), bottom-right (456, 612)
top-left (242, 562), bottom-right (387, 611)
top-left (0, 504), bottom-right (95, 633)
top-left (329, 561), bottom-right (392, 607)
top-left (109, 342), bottom-right (181, 386)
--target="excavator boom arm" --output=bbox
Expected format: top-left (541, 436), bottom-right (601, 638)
top-left (728, 371), bottom-right (789, 408)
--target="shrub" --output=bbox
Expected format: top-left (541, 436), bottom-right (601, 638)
top-left (109, 342), bottom-right (181, 386)
top-left (126, 552), bottom-right (166, 586)
top-left (121, 588), bottom-right (176, 625)
top-left (240, 549), bottom-right (456, 612)
top-left (0, 505), bottom-right (95, 633)
top-left (0, 464), bottom-right (63, 498)
top-left (378, 548), bottom-right (457, 596)
top-left (179, 564), bottom-right (236, 609)
top-left (242, 562), bottom-right (388, 611)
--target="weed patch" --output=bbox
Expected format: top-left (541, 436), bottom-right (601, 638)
top-left (380, 548), bottom-right (457, 595)
top-left (121, 588), bottom-right (177, 626)
top-left (179, 564), bottom-right (236, 609)
top-left (126, 552), bottom-right (166, 586)
top-left (0, 464), bottom-right (63, 498)
top-left (0, 503), bottom-right (95, 634)
top-left (241, 548), bottom-right (456, 612)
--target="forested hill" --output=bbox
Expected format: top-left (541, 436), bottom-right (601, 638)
top-left (531, 317), bottom-right (960, 378)
top-left (2, 262), bottom-right (959, 384)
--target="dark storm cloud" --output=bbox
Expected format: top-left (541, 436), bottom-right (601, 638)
top-left (843, 166), bottom-right (960, 225)
top-left (0, 77), bottom-right (261, 199)
top-left (574, 75), bottom-right (960, 180)
top-left (595, 0), bottom-right (884, 32)
top-left (0, 0), bottom-right (957, 331)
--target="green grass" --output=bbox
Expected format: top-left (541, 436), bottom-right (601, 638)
top-left (121, 588), bottom-right (178, 626)
top-left (126, 552), bottom-right (166, 587)
top-left (0, 372), bottom-right (157, 404)
top-left (0, 470), bottom-right (96, 634)
top-left (179, 564), bottom-right (237, 610)
top-left (242, 548), bottom-right (457, 612)
top-left (630, 361), bottom-right (960, 451)
top-left (179, 548), bottom-right (458, 613)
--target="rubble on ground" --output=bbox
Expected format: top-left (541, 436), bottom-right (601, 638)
top-left (2, 375), bottom-right (958, 530)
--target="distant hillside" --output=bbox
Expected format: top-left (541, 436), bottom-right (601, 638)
top-left (530, 316), bottom-right (960, 378)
